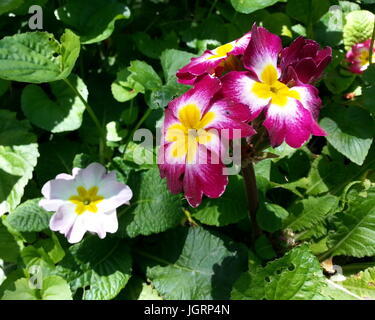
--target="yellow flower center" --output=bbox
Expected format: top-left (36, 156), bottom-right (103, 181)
top-left (207, 43), bottom-right (234, 60)
top-left (251, 64), bottom-right (300, 107)
top-left (69, 186), bottom-right (104, 215)
top-left (166, 104), bottom-right (215, 163)
top-left (358, 48), bottom-right (375, 67)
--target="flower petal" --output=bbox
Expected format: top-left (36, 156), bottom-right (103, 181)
top-left (264, 98), bottom-right (320, 148)
top-left (169, 75), bottom-right (221, 118)
top-left (243, 24), bottom-right (282, 81)
top-left (49, 202), bottom-right (79, 239)
top-left (74, 162), bottom-right (107, 189)
top-left (184, 145), bottom-right (228, 207)
top-left (290, 84), bottom-right (322, 119)
top-left (221, 71), bottom-right (270, 120)
top-left (205, 98), bottom-right (256, 139)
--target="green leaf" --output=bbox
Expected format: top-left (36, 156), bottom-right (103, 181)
top-left (254, 235), bottom-right (276, 260)
top-left (122, 142), bottom-right (156, 170)
top-left (284, 195), bottom-right (339, 232)
top-left (117, 168), bottom-right (183, 238)
top-left (343, 10), bottom-right (374, 50)
top-left (325, 197), bottom-right (375, 258)
top-left (230, 0), bottom-right (279, 14)
top-left (0, 0), bottom-right (23, 15)
top-left (0, 219), bottom-right (20, 262)
top-left (232, 245), bottom-right (327, 300)
top-left (0, 110), bottom-right (39, 215)
top-left (55, 0), bottom-right (130, 44)
top-left (132, 32), bottom-right (179, 60)
top-left (257, 202), bottom-right (289, 233)
top-left (341, 267), bottom-right (375, 299)
top-left (286, 0), bottom-right (330, 25)
top-left (363, 65), bottom-right (375, 116)
top-left (141, 227), bottom-right (247, 299)
top-left (2, 276), bottom-right (72, 300)
top-left (0, 29), bottom-right (80, 83)
top-left (119, 276), bottom-right (162, 300)
top-left (263, 13), bottom-right (292, 37)
top-left (55, 237), bottom-right (132, 300)
top-left (111, 69), bottom-right (145, 103)
top-left (7, 198), bottom-right (51, 232)
top-left (21, 74), bottom-right (87, 133)
top-left (320, 105), bottom-right (374, 165)
top-left (128, 60), bottom-right (162, 91)
top-left (160, 49), bottom-right (196, 83)
top-left (0, 79), bottom-right (10, 97)
top-left (192, 175), bottom-right (247, 227)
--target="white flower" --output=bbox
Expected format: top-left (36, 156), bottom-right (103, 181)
top-left (39, 163), bottom-right (132, 243)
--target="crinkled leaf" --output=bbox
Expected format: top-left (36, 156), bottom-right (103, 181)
top-left (343, 10), bottom-right (374, 50)
top-left (117, 168), bottom-right (183, 238)
top-left (0, 29), bottom-right (80, 83)
top-left (0, 110), bottom-right (39, 215)
top-left (232, 245), bottom-right (327, 300)
top-left (342, 267), bottom-right (375, 299)
top-left (325, 197), bottom-right (375, 258)
top-left (7, 198), bottom-right (51, 232)
top-left (141, 227), bottom-right (247, 299)
top-left (54, 237), bottom-right (132, 300)
top-left (284, 195), bottom-right (338, 232)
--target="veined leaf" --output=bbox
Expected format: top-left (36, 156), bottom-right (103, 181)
top-left (325, 197), bottom-right (375, 258)
top-left (116, 168), bottom-right (183, 238)
top-left (54, 237), bottom-right (132, 300)
top-left (232, 245), bottom-right (327, 300)
top-left (284, 195), bottom-right (338, 232)
top-left (0, 110), bottom-right (39, 215)
top-left (0, 29), bottom-right (80, 83)
top-left (140, 227), bottom-right (247, 300)
top-left (7, 198), bottom-right (51, 232)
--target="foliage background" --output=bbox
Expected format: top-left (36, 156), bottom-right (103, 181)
top-left (0, 0), bottom-right (375, 300)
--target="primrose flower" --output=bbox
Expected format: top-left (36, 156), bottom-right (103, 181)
top-left (346, 39), bottom-right (375, 74)
top-left (222, 24), bottom-right (327, 148)
top-left (176, 31), bottom-right (252, 85)
top-left (158, 75), bottom-right (255, 207)
top-left (39, 163), bottom-right (132, 243)
top-left (280, 37), bottom-right (332, 84)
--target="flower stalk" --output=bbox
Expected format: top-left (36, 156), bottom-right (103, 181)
top-left (63, 78), bottom-right (106, 163)
top-left (242, 162), bottom-right (261, 241)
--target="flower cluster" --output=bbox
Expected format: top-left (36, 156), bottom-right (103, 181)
top-left (159, 24), bottom-right (332, 207)
top-left (346, 39), bottom-right (375, 74)
top-left (39, 163), bottom-right (132, 243)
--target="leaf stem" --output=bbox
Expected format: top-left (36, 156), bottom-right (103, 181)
top-left (63, 78), bottom-right (105, 163)
top-left (242, 161), bottom-right (262, 242)
top-left (122, 108), bottom-right (153, 154)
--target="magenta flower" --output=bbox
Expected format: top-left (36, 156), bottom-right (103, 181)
top-left (222, 24), bottom-right (327, 148)
top-left (158, 75), bottom-right (255, 207)
top-left (176, 32), bottom-right (252, 85)
top-left (280, 37), bottom-right (332, 84)
top-left (346, 39), bottom-right (375, 74)
top-left (39, 163), bottom-right (133, 243)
